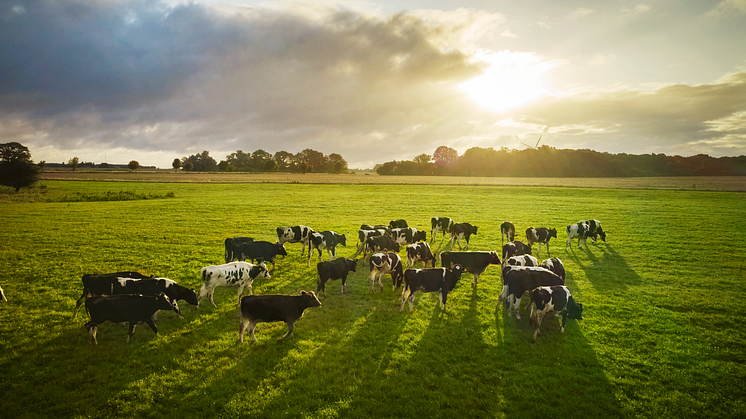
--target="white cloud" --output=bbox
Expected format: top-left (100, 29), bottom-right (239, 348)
top-left (706, 0), bottom-right (746, 17)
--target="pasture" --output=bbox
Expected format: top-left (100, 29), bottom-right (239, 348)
top-left (1, 179), bottom-right (744, 418)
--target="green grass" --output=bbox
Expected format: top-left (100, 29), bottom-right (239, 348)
top-left (1, 180), bottom-right (744, 418)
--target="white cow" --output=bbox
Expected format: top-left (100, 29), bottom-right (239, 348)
top-left (198, 262), bottom-right (270, 307)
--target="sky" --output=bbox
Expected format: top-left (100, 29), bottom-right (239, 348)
top-left (1, 0), bottom-right (745, 169)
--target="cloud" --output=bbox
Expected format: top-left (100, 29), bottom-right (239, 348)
top-left (706, 0), bottom-right (746, 17)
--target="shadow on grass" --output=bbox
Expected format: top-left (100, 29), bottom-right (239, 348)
top-left (566, 242), bottom-right (642, 291)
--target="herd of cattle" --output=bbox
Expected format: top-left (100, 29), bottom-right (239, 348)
top-left (72, 217), bottom-right (607, 345)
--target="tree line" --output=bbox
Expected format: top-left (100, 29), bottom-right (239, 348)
top-left (176, 149), bottom-right (348, 173)
top-left (376, 146), bottom-right (746, 177)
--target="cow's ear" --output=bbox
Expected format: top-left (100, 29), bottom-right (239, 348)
top-left (300, 290), bottom-right (308, 296)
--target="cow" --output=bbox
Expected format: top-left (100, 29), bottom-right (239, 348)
top-left (276, 226), bottom-right (315, 255)
top-left (360, 224), bottom-right (391, 234)
top-left (73, 271), bottom-right (155, 318)
top-left (391, 227), bottom-right (427, 246)
top-left (400, 265), bottom-right (464, 313)
top-left (238, 291), bottom-right (322, 342)
top-left (364, 235), bottom-right (400, 258)
top-left (505, 254), bottom-right (539, 267)
top-left (389, 219), bottom-right (409, 229)
top-left (0, 285), bottom-right (6, 302)
top-left (369, 252), bottom-right (404, 292)
top-left (498, 266), bottom-right (564, 320)
top-left (317, 257), bottom-right (357, 296)
top-left (540, 257), bottom-right (566, 281)
top-left (525, 227), bottom-right (558, 255)
top-left (565, 219), bottom-right (606, 250)
top-left (500, 221), bottom-right (516, 246)
top-left (198, 262), bottom-right (271, 307)
top-left (231, 240), bottom-right (287, 273)
top-left (83, 293), bottom-right (179, 344)
top-left (306, 231), bottom-right (347, 267)
top-left (225, 237), bottom-right (254, 263)
top-left (579, 219), bottom-right (607, 243)
top-left (528, 285), bottom-right (584, 342)
top-left (354, 228), bottom-right (387, 257)
top-left (440, 251), bottom-right (501, 286)
top-left (406, 242), bottom-right (436, 268)
top-left (430, 217), bottom-right (453, 241)
top-left (449, 222), bottom-right (478, 250)
top-left (502, 240), bottom-right (532, 265)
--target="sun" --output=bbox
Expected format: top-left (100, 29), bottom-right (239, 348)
top-left (460, 51), bottom-right (552, 112)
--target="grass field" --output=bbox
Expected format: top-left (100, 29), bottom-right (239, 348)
top-left (1, 179), bottom-right (745, 418)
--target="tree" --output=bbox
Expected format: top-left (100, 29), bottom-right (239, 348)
top-left (172, 158), bottom-right (182, 172)
top-left (297, 162), bottom-right (309, 174)
top-left (274, 151), bottom-right (294, 171)
top-left (38, 161), bottom-right (46, 172)
top-left (251, 149), bottom-right (273, 171)
top-left (181, 151), bottom-right (218, 171)
top-left (0, 142), bottom-right (40, 192)
top-left (128, 160), bottom-right (140, 171)
top-left (226, 150), bottom-right (251, 170)
top-left (218, 160), bottom-right (235, 172)
top-left (413, 154), bottom-right (432, 164)
top-left (433, 146), bottom-right (458, 167)
top-left (264, 160), bottom-right (278, 172)
top-left (68, 157), bottom-right (80, 172)
top-left (183, 161), bottom-right (194, 171)
top-left (326, 153), bottom-right (348, 173)
top-left (296, 149), bottom-right (326, 172)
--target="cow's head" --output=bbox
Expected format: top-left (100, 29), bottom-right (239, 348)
top-left (471, 225), bottom-right (478, 235)
top-left (157, 293), bottom-right (182, 318)
top-left (548, 228), bottom-right (557, 239)
top-left (599, 230), bottom-right (607, 242)
top-left (301, 290), bottom-right (322, 308)
top-left (445, 265), bottom-right (464, 291)
top-left (183, 288), bottom-right (199, 306)
top-left (392, 243), bottom-right (401, 253)
top-left (490, 251), bottom-right (501, 265)
top-left (347, 258), bottom-right (358, 272)
top-left (567, 296), bottom-right (584, 320)
top-left (276, 243), bottom-right (288, 256)
top-left (251, 264), bottom-right (271, 280)
top-left (337, 234), bottom-right (347, 246)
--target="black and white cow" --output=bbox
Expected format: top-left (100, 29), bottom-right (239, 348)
top-left (198, 262), bottom-right (271, 307)
top-left (276, 226), bottom-right (315, 255)
top-left (540, 257), bottom-right (566, 281)
top-left (579, 219), bottom-right (606, 243)
top-left (354, 229), bottom-right (387, 257)
top-left (505, 254), bottom-right (539, 267)
top-left (391, 227), bottom-right (427, 246)
top-left (369, 252), bottom-right (404, 292)
top-left (389, 219), bottom-right (409, 229)
top-left (364, 235), bottom-right (400, 258)
top-left (500, 221), bottom-right (515, 245)
top-left (400, 266), bottom-right (464, 313)
top-left (238, 291), bottom-right (322, 342)
top-left (317, 257), bottom-right (357, 296)
top-left (231, 240), bottom-right (288, 273)
top-left (225, 237), bottom-right (254, 263)
top-left (406, 242), bottom-right (436, 268)
top-left (84, 293), bottom-right (179, 344)
top-left (502, 241), bottom-right (532, 265)
top-left (566, 219), bottom-right (606, 250)
top-left (73, 271), bottom-right (155, 317)
top-left (498, 266), bottom-right (564, 320)
top-left (360, 224), bottom-right (391, 234)
top-left (440, 251), bottom-right (501, 286)
top-left (525, 227), bottom-right (558, 255)
top-left (306, 231), bottom-right (347, 267)
top-left (431, 217), bottom-right (453, 241)
top-left (528, 285), bottom-right (583, 342)
top-left (449, 222), bottom-right (478, 250)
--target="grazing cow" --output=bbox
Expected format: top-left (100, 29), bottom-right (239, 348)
top-left (528, 285), bottom-right (583, 342)
top-left (317, 257), bottom-right (357, 296)
top-left (84, 294), bottom-right (178, 344)
top-left (225, 237), bottom-right (254, 263)
top-left (307, 231), bottom-right (347, 267)
top-left (431, 217), bottom-right (453, 241)
top-left (406, 242), bottom-right (436, 268)
top-left (276, 226), bottom-right (315, 255)
top-left (500, 221), bottom-right (515, 245)
top-left (73, 271), bottom-right (155, 318)
top-left (502, 240), bottom-right (532, 265)
top-left (400, 266), bottom-right (464, 313)
top-left (75, 277), bottom-right (197, 319)
top-left (354, 228), bottom-right (387, 256)
top-left (389, 219), bottom-right (409, 229)
top-left (525, 227), bottom-right (558, 255)
top-left (565, 219), bottom-right (606, 250)
top-left (238, 291), bottom-right (322, 342)
top-left (231, 240), bottom-right (287, 273)
top-left (391, 227), bottom-right (427, 246)
top-left (0, 285), bottom-right (6, 302)
top-left (369, 252), bottom-right (404, 292)
top-left (364, 235), bottom-right (400, 258)
top-left (498, 266), bottom-right (564, 320)
top-left (540, 257), bottom-right (566, 280)
top-left (198, 262), bottom-right (271, 307)
top-left (579, 219), bottom-right (607, 243)
top-left (449, 222), bottom-right (478, 250)
top-left (440, 251), bottom-right (501, 286)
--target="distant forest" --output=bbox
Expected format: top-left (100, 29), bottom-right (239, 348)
top-left (375, 146), bottom-right (746, 177)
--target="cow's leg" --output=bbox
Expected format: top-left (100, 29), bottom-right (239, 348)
top-left (514, 296), bottom-right (523, 320)
top-left (400, 288), bottom-right (411, 312)
top-left (208, 291), bottom-right (217, 308)
top-left (248, 320), bottom-right (259, 342)
top-left (306, 248), bottom-right (312, 267)
top-left (73, 294), bottom-right (87, 318)
top-left (279, 321), bottom-right (294, 340)
top-left (408, 291), bottom-right (416, 313)
top-left (145, 318), bottom-right (159, 336)
top-left (126, 323), bottom-right (138, 344)
top-left (565, 238), bottom-right (571, 251)
top-left (239, 316), bottom-right (248, 342)
top-left (300, 240), bottom-right (306, 256)
top-left (85, 322), bottom-right (99, 345)
top-left (341, 276), bottom-right (347, 294)
top-left (236, 285), bottom-right (245, 305)
top-left (537, 242), bottom-right (542, 255)
top-left (473, 273), bottom-right (479, 287)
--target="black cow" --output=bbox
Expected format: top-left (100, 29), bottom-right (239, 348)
top-left (500, 221), bottom-right (515, 245)
top-left (449, 223), bottom-right (478, 250)
top-left (369, 252), bottom-right (404, 292)
top-left (317, 257), bottom-right (357, 296)
top-left (528, 285), bottom-right (583, 342)
top-left (400, 266), bottom-right (464, 313)
top-left (238, 291), bottom-right (322, 342)
top-left (306, 231), bottom-right (347, 267)
top-left (391, 227), bottom-right (427, 246)
top-left (540, 257), bottom-right (566, 280)
top-left (225, 237), bottom-right (254, 263)
top-left (406, 242), bottom-right (436, 268)
top-left (84, 294), bottom-right (179, 344)
top-left (364, 235), bottom-right (400, 258)
top-left (233, 240), bottom-right (288, 273)
top-left (502, 240), bottom-right (532, 265)
top-left (354, 228), bottom-right (387, 256)
top-left (525, 227), bottom-right (558, 255)
top-left (389, 219), bottom-right (409, 229)
top-left (430, 217), bottom-right (453, 241)
top-left (73, 271), bottom-right (155, 317)
top-left (116, 278), bottom-right (197, 319)
top-left (440, 251), bottom-right (501, 286)
top-left (498, 266), bottom-right (564, 320)
top-left (276, 226), bottom-right (315, 255)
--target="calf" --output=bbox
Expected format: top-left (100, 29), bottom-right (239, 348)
top-left (317, 257), bottom-right (357, 296)
top-left (198, 262), bottom-right (271, 307)
top-left (528, 285), bottom-right (583, 342)
top-left (84, 294), bottom-right (178, 344)
top-left (431, 217), bottom-right (453, 241)
top-left (307, 231), bottom-right (347, 267)
top-left (369, 252), bottom-right (404, 292)
top-left (238, 291), bottom-right (322, 342)
top-left (391, 227), bottom-right (427, 246)
top-left (276, 226), bottom-right (315, 255)
top-left (449, 222), bottom-right (478, 250)
top-left (502, 241), bottom-right (532, 265)
top-left (406, 242), bottom-right (436, 268)
top-left (73, 271), bottom-right (155, 318)
top-left (225, 237), bottom-right (254, 263)
top-left (440, 251), bottom-right (501, 286)
top-left (354, 228), bottom-right (387, 256)
top-left (500, 221), bottom-right (515, 245)
top-left (232, 240), bottom-right (288, 273)
top-left (389, 219), bottom-right (409, 229)
top-left (364, 235), bottom-right (400, 258)
top-left (525, 227), bottom-right (557, 255)
top-left (498, 266), bottom-right (564, 320)
top-left (400, 266), bottom-right (464, 313)
top-left (540, 257), bottom-right (566, 280)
